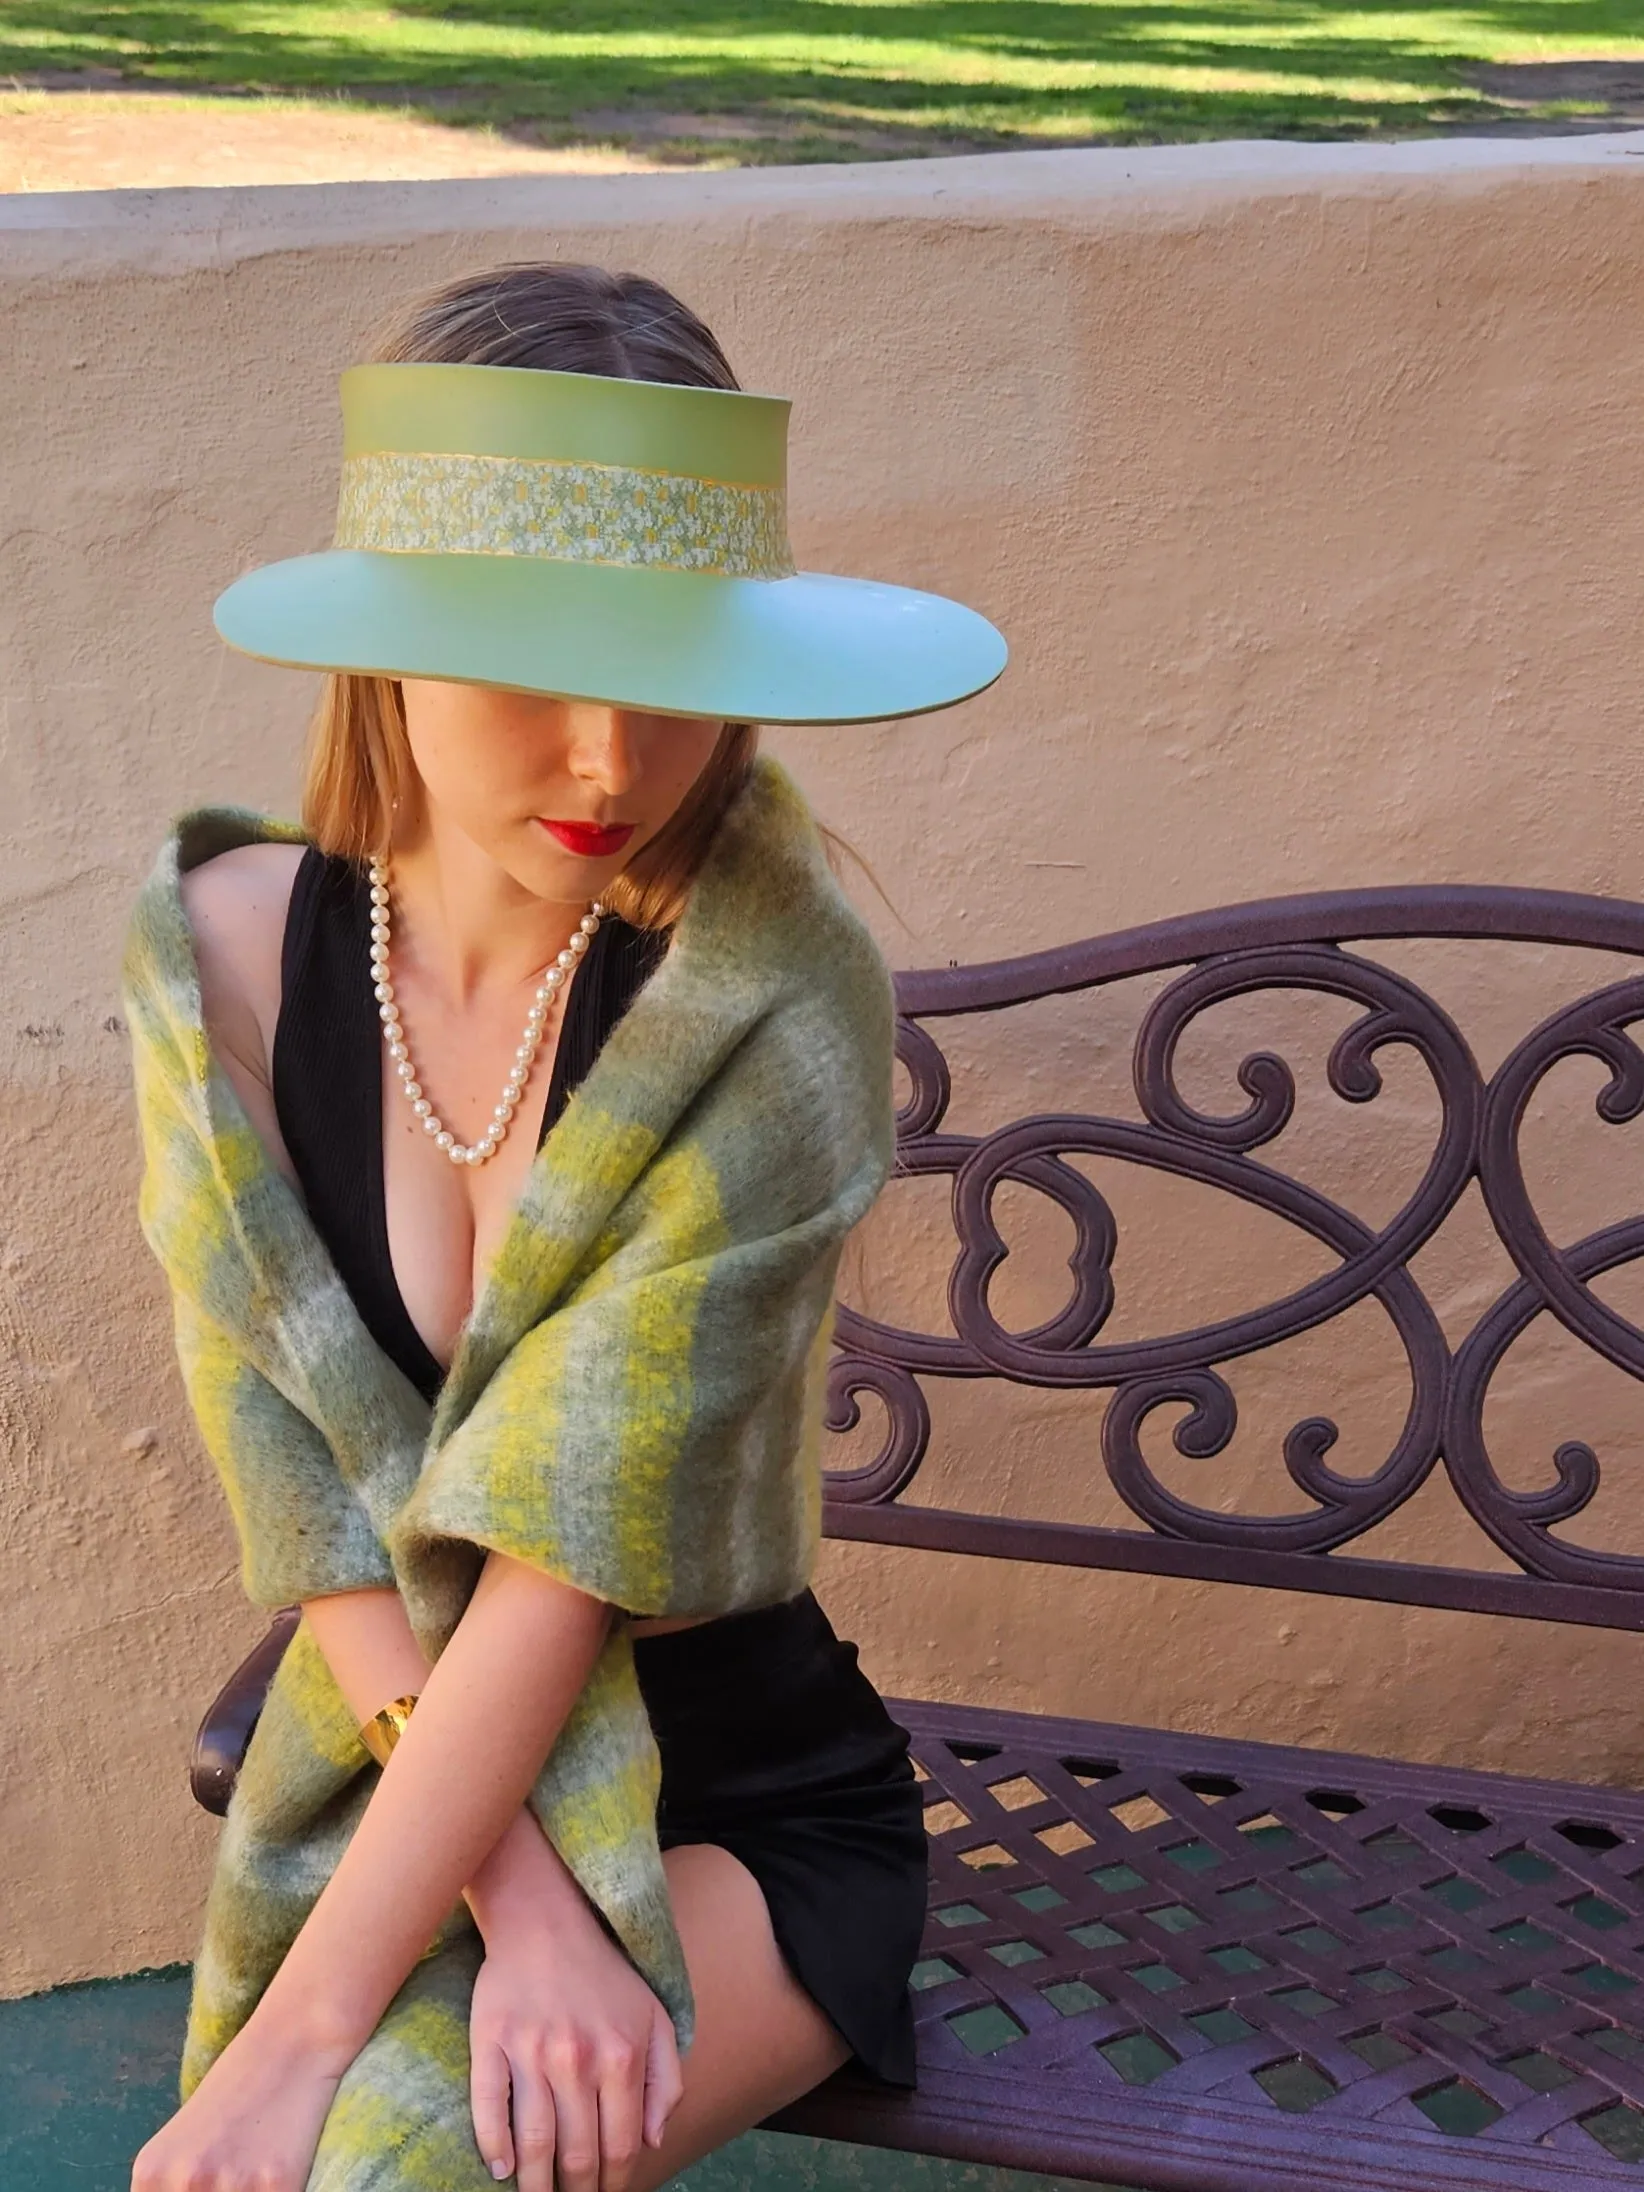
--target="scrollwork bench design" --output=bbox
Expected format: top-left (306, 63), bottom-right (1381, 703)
top-left (193, 885), bottom-right (1644, 2191)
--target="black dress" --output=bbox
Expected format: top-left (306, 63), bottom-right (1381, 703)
top-left (270, 848), bottom-right (926, 2087)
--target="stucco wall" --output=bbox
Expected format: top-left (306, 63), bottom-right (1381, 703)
top-left (3, 134), bottom-right (1643, 1995)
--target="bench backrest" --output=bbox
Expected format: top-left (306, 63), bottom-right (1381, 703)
top-left (822, 886), bottom-right (1644, 1632)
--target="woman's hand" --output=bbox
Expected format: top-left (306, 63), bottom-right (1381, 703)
top-left (470, 1899), bottom-right (684, 2192)
top-left (130, 2020), bottom-right (349, 2192)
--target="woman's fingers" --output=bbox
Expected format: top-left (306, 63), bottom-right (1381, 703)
top-left (642, 2005), bottom-right (685, 2150)
top-left (470, 1979), bottom-right (676, 2191)
top-left (594, 2032), bottom-right (646, 2191)
top-left (133, 2146), bottom-right (304, 2192)
top-left (470, 2036), bottom-right (515, 2182)
top-left (544, 2041), bottom-right (603, 2192)
top-left (509, 2052), bottom-right (558, 2192)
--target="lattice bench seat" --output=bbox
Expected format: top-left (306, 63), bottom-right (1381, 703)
top-left (191, 884), bottom-right (1644, 2192)
top-left (772, 1699), bottom-right (1644, 2190)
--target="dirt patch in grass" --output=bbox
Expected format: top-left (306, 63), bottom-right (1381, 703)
top-left (1, 75), bottom-right (1021, 178)
top-left (0, 88), bottom-right (667, 191)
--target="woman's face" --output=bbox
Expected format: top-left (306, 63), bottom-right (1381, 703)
top-left (397, 678), bottom-right (724, 900)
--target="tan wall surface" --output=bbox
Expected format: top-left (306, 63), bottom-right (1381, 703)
top-left (3, 134), bottom-right (1643, 1995)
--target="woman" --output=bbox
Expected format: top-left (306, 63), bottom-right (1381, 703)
top-left (123, 262), bottom-right (1006, 2192)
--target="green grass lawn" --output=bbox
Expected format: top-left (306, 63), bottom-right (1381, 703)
top-left (2, 0), bottom-right (1642, 161)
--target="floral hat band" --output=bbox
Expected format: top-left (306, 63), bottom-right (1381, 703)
top-left (214, 360), bottom-right (1007, 725)
top-left (333, 448), bottom-right (796, 581)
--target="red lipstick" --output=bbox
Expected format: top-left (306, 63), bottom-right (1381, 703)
top-left (537, 819), bottom-right (636, 858)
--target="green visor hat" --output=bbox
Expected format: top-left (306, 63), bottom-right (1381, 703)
top-left (214, 361), bottom-right (1008, 725)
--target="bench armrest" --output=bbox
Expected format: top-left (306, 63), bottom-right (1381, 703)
top-left (189, 1607), bottom-right (301, 1816)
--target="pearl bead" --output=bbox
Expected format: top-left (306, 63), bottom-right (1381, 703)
top-left (476, 1138), bottom-right (497, 1160)
top-left (494, 1103), bottom-right (514, 1124)
top-left (374, 980), bottom-right (395, 1004)
top-left (435, 1130), bottom-right (455, 1151)
top-left (404, 1079), bottom-right (421, 1100)
top-left (396, 1061), bottom-right (416, 1083)
top-left (413, 1098), bottom-right (432, 1118)
top-left (422, 1114), bottom-right (442, 1135)
top-left (388, 1040), bottom-right (408, 1063)
top-left (514, 1043), bottom-right (534, 1066)
top-left (580, 912), bottom-right (600, 934)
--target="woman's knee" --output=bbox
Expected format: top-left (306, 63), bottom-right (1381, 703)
top-left (306, 1943), bottom-right (492, 2192)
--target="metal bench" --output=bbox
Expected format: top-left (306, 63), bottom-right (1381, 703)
top-left (194, 884), bottom-right (1644, 2191)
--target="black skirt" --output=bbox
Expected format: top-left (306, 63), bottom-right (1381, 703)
top-left (631, 1590), bottom-right (927, 2088)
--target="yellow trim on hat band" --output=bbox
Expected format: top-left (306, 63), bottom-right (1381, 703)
top-left (334, 450), bottom-right (796, 581)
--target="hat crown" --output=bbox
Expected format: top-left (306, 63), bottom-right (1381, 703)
top-left (341, 362), bottom-right (790, 487)
top-left (334, 362), bottom-right (796, 582)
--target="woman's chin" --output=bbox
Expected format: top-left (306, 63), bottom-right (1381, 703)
top-left (504, 833), bottom-right (627, 907)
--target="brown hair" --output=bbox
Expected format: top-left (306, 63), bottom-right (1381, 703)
top-left (299, 263), bottom-right (760, 929)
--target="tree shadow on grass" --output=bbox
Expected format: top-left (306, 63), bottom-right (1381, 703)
top-left (3, 0), bottom-right (1642, 155)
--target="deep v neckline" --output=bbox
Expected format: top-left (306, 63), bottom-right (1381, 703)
top-left (272, 846), bottom-right (668, 1408)
top-left (364, 903), bottom-right (604, 1402)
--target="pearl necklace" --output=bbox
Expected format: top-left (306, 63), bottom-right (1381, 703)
top-left (367, 858), bottom-right (603, 1168)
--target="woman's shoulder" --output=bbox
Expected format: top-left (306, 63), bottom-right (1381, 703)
top-left (178, 841), bottom-right (308, 1096)
top-left (178, 839), bottom-right (307, 935)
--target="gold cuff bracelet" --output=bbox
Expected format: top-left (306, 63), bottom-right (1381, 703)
top-left (359, 1691), bottom-right (421, 1767)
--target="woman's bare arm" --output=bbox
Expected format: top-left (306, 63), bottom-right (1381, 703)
top-left (301, 1583), bottom-right (604, 1939)
top-left (134, 1558), bottom-right (634, 2192)
top-left (260, 1553), bottom-right (613, 2060)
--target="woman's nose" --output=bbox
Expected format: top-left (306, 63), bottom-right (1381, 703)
top-left (566, 705), bottom-right (639, 798)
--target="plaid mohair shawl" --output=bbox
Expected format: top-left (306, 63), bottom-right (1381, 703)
top-left (123, 755), bottom-right (897, 2135)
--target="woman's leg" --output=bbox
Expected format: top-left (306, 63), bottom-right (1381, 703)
top-left (632, 1843), bottom-right (853, 2190)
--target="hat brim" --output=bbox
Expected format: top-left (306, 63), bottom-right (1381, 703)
top-left (213, 551), bottom-right (1006, 726)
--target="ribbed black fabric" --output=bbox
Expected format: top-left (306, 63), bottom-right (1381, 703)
top-left (269, 849), bottom-right (926, 2089)
top-left (271, 846), bottom-right (668, 1404)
